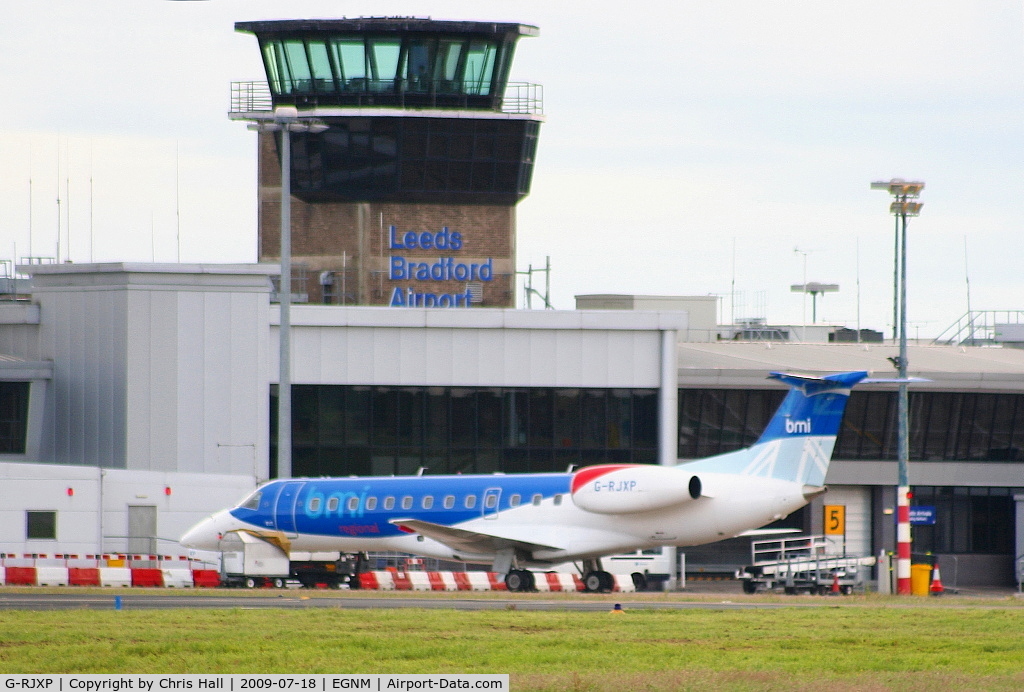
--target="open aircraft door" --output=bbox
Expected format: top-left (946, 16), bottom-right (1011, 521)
top-left (274, 481), bottom-right (305, 535)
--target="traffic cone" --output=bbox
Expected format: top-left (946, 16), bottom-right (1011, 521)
top-left (831, 572), bottom-right (840, 595)
top-left (929, 563), bottom-right (945, 596)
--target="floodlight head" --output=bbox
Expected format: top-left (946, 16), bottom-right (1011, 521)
top-left (890, 200), bottom-right (924, 217)
top-left (871, 178), bottom-right (925, 197)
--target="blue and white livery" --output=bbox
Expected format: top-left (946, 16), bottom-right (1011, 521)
top-left (181, 371), bottom-right (868, 591)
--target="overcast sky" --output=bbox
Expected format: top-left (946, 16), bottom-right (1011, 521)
top-left (2, 1), bottom-right (1023, 338)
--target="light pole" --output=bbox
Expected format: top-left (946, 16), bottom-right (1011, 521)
top-left (871, 178), bottom-right (924, 595)
top-left (247, 106), bottom-right (327, 479)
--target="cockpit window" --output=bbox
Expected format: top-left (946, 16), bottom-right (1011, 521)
top-left (239, 490), bottom-right (262, 511)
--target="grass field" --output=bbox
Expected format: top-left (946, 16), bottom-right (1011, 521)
top-left (1, 593), bottom-right (1023, 690)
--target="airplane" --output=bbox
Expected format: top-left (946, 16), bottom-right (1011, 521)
top-left (180, 370), bottom-right (869, 591)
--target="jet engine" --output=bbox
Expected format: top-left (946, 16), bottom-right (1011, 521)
top-left (570, 464), bottom-right (702, 515)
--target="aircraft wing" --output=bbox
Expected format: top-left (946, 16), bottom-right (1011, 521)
top-left (388, 518), bottom-right (563, 555)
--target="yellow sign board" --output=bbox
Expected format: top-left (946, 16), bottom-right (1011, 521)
top-left (824, 505), bottom-right (846, 536)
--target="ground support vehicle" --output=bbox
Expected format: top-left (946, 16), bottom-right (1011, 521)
top-left (736, 535), bottom-right (876, 595)
top-left (220, 531), bottom-right (362, 588)
top-left (220, 531), bottom-right (290, 588)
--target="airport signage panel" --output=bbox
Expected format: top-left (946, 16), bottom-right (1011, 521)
top-left (909, 506), bottom-right (936, 525)
top-left (387, 225), bottom-right (493, 308)
top-left (824, 505), bottom-right (845, 536)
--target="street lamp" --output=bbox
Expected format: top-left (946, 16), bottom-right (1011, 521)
top-left (870, 178), bottom-right (924, 595)
top-left (247, 106), bottom-right (328, 479)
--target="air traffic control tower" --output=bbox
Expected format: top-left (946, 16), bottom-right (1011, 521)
top-left (231, 18), bottom-right (543, 307)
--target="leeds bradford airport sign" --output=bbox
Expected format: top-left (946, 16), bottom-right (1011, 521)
top-left (388, 226), bottom-right (493, 307)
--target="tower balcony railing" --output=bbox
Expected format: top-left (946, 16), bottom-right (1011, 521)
top-left (230, 80), bottom-right (543, 117)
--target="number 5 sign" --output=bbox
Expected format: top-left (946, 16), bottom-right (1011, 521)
top-left (824, 505), bottom-right (846, 536)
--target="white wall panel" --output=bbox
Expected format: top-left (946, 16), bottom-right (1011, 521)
top-left (176, 292), bottom-right (206, 473)
top-left (823, 485), bottom-right (872, 556)
top-left (502, 329), bottom-right (532, 384)
top-left (450, 329), bottom-right (482, 385)
top-left (202, 292), bottom-right (233, 475)
top-left (285, 324), bottom-right (667, 389)
top-left (424, 327), bottom-right (455, 384)
top-left (149, 291), bottom-right (179, 472)
top-left (554, 332), bottom-right (583, 386)
top-left (290, 325), bottom-right (322, 383)
top-left (526, 329), bottom-right (558, 385)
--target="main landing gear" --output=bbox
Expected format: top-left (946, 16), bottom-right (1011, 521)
top-left (583, 570), bottom-right (614, 592)
top-left (504, 569), bottom-right (536, 592)
top-left (582, 558), bottom-right (614, 593)
top-left (502, 559), bottom-right (615, 593)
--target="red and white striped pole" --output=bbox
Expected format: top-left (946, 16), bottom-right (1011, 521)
top-left (872, 179), bottom-right (923, 596)
top-left (896, 485), bottom-right (912, 594)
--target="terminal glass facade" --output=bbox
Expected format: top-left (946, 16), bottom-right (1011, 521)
top-left (272, 385), bottom-right (658, 478)
top-left (909, 486), bottom-right (1017, 554)
top-left (277, 386), bottom-right (1024, 474)
top-left (837, 390), bottom-right (1024, 462)
top-left (679, 388), bottom-right (1024, 464)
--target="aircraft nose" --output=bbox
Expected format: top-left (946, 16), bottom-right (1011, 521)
top-left (180, 511), bottom-right (232, 551)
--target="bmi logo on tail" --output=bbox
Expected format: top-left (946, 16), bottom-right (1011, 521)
top-left (785, 418), bottom-right (812, 434)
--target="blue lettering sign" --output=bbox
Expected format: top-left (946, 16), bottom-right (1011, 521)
top-left (389, 257), bottom-right (493, 282)
top-left (909, 506), bottom-right (936, 525)
top-left (386, 225), bottom-right (485, 308)
top-left (390, 287), bottom-right (472, 308)
top-left (389, 225), bottom-right (463, 251)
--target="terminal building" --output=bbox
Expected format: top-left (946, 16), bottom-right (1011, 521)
top-left (0, 17), bottom-right (1022, 588)
top-left (0, 264), bottom-right (1023, 586)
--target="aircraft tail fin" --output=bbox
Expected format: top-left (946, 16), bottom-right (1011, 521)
top-left (682, 371), bottom-right (868, 487)
top-left (756, 371), bottom-right (868, 445)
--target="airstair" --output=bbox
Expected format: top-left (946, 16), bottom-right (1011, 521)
top-left (736, 535), bottom-right (876, 594)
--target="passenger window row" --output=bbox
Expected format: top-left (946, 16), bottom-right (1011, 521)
top-left (305, 492), bottom-right (562, 513)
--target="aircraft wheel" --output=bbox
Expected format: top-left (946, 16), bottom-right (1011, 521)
top-left (505, 570), bottom-right (527, 592)
top-left (585, 571), bottom-right (612, 593)
top-left (523, 570), bottom-right (536, 591)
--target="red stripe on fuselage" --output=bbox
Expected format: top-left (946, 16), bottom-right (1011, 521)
top-left (570, 464), bottom-right (635, 494)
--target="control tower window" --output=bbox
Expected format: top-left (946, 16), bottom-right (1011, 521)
top-left (435, 39), bottom-right (464, 93)
top-left (262, 39), bottom-right (313, 94)
top-left (333, 38), bottom-right (367, 88)
top-left (262, 41), bottom-right (284, 94)
top-left (464, 41), bottom-right (497, 95)
top-left (406, 40), bottom-right (436, 92)
top-left (367, 38), bottom-right (402, 92)
top-left (307, 40), bottom-right (334, 92)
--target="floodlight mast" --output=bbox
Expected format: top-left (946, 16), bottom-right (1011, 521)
top-left (870, 178), bottom-right (924, 596)
top-left (246, 106), bottom-right (328, 480)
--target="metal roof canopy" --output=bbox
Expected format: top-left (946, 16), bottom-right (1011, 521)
top-left (235, 18), bottom-right (540, 37)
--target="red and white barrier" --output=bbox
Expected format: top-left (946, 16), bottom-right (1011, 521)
top-left (0, 556), bottom-right (219, 588)
top-left (0, 554), bottom-right (636, 592)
